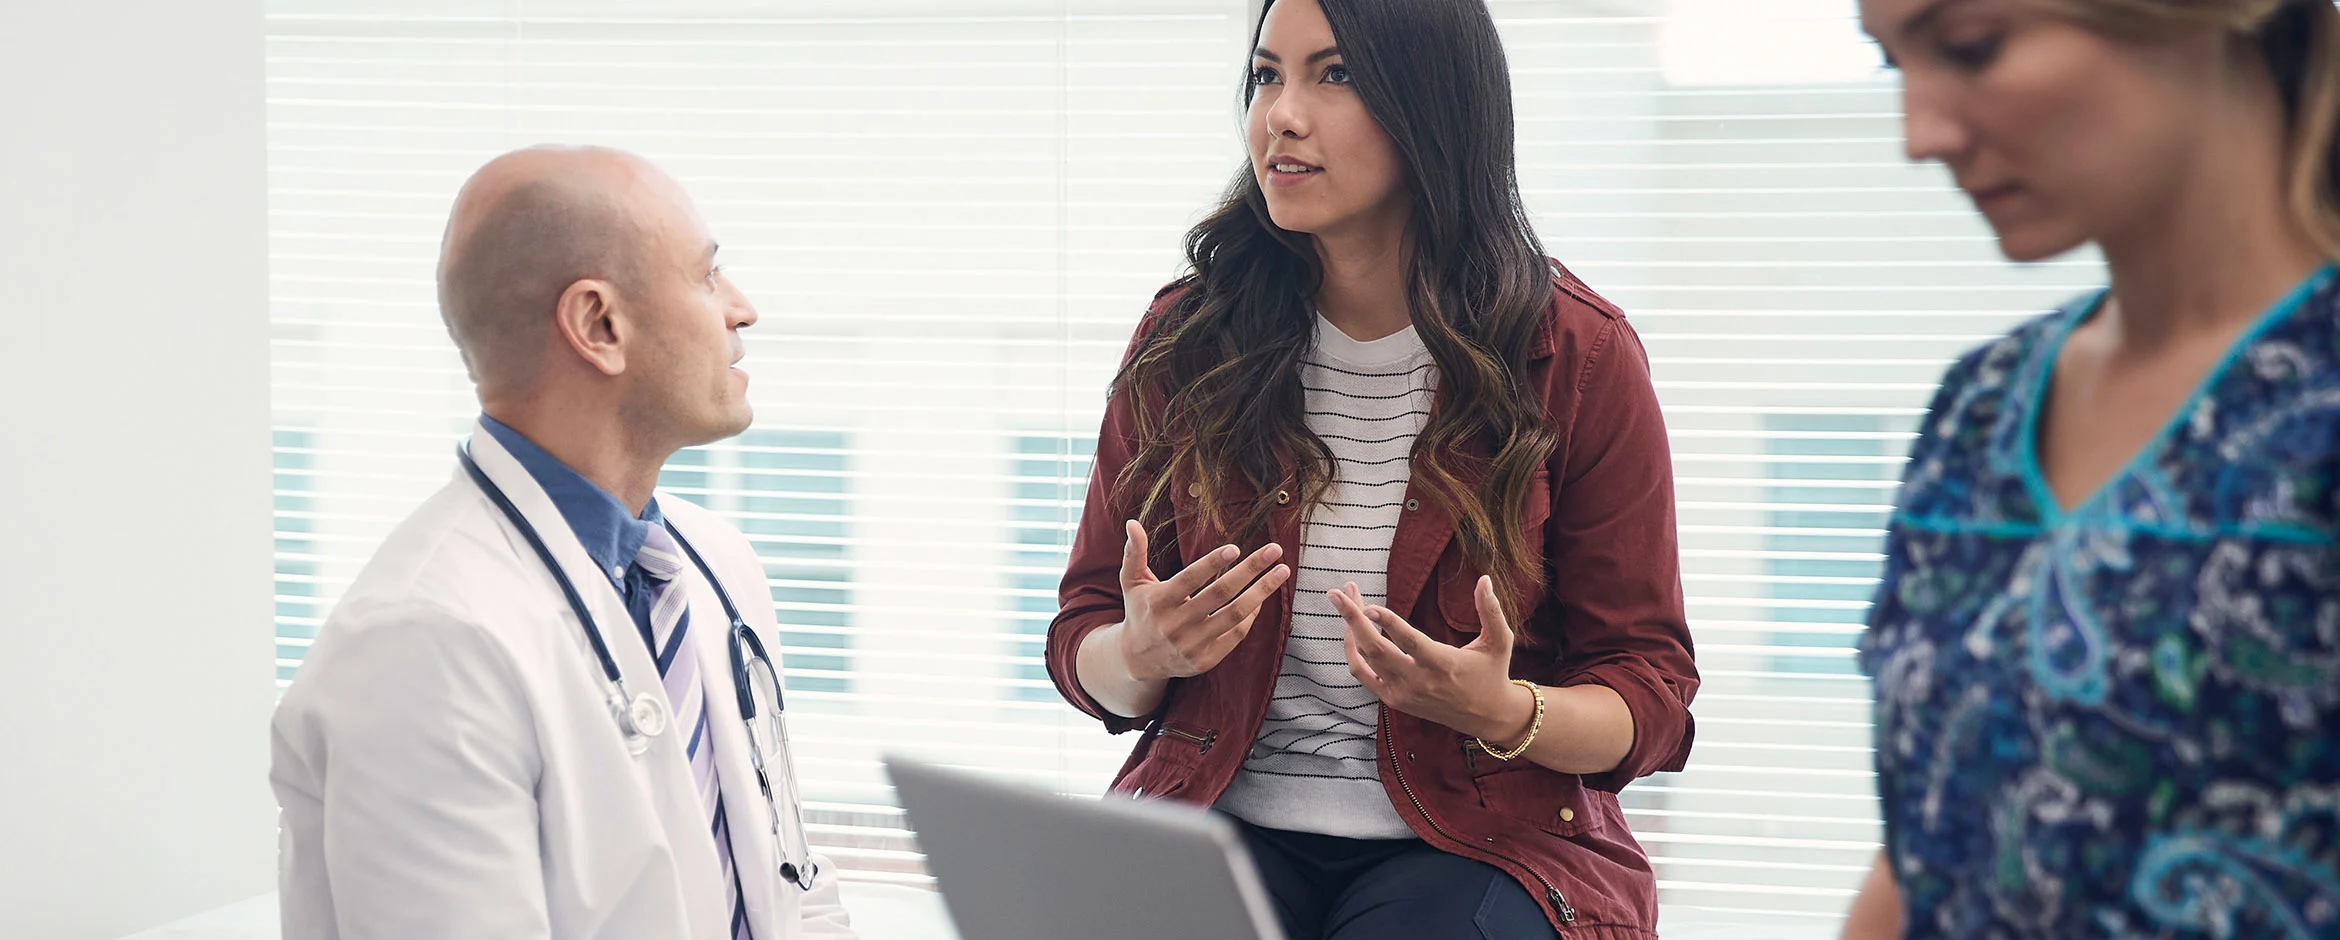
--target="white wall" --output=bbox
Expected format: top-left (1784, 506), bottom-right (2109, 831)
top-left (0, 0), bottom-right (276, 936)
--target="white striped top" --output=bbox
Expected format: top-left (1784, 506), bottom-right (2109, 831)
top-left (1212, 313), bottom-right (1434, 839)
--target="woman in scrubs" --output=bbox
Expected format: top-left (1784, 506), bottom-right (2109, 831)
top-left (1845, 0), bottom-right (2340, 937)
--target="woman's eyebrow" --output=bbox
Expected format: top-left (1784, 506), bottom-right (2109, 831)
top-left (1898, 0), bottom-right (1976, 40)
top-left (1251, 45), bottom-right (1342, 64)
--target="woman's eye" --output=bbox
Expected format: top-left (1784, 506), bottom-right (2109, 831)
top-left (1940, 34), bottom-right (2002, 70)
top-left (1324, 64), bottom-right (1353, 85)
top-left (1250, 65), bottom-right (1281, 86)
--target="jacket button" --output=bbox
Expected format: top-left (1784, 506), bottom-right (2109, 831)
top-left (1188, 482), bottom-right (1203, 499)
top-left (1404, 498), bottom-right (1420, 511)
top-left (1559, 807), bottom-right (1576, 823)
top-left (1275, 489), bottom-right (1291, 505)
top-left (1405, 750), bottom-right (1416, 761)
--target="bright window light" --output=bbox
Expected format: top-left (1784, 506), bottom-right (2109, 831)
top-left (1661, 0), bottom-right (1888, 86)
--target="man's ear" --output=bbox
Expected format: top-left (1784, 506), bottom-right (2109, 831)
top-left (552, 278), bottom-right (627, 377)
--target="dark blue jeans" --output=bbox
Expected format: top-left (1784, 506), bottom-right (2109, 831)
top-left (1228, 814), bottom-right (1561, 940)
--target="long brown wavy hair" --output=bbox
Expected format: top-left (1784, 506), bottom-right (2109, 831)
top-left (1114, 0), bottom-right (1559, 601)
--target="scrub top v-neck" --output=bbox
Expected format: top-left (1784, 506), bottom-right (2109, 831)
top-left (1861, 265), bottom-right (2340, 939)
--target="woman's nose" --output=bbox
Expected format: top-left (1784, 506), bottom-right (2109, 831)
top-left (1901, 84), bottom-right (1969, 165)
top-left (1265, 89), bottom-right (1310, 139)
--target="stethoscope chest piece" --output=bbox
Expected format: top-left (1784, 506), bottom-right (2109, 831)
top-left (624, 692), bottom-right (670, 754)
top-left (461, 442), bottom-right (817, 892)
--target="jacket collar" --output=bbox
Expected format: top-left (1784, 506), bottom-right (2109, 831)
top-left (477, 413), bottom-right (658, 582)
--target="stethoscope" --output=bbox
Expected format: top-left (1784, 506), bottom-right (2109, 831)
top-left (458, 443), bottom-right (820, 892)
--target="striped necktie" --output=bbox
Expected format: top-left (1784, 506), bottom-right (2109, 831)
top-left (636, 524), bottom-right (753, 940)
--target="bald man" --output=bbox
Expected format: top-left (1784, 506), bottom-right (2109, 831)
top-left (270, 147), bottom-right (856, 940)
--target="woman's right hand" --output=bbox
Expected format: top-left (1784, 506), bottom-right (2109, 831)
top-left (1115, 519), bottom-right (1289, 680)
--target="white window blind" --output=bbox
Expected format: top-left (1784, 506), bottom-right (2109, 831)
top-left (266, 0), bottom-right (2103, 932)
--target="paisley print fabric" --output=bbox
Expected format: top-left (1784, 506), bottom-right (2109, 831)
top-left (1861, 266), bottom-right (2340, 939)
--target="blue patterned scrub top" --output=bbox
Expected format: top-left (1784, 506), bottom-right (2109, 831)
top-left (1861, 265), bottom-right (2340, 939)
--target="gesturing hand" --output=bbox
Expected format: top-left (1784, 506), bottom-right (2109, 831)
top-left (1116, 519), bottom-right (1291, 682)
top-left (1335, 575), bottom-right (1533, 744)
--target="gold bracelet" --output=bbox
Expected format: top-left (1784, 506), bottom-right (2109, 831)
top-left (1474, 679), bottom-right (1544, 761)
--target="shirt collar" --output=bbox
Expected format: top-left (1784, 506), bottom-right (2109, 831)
top-left (478, 414), bottom-right (659, 583)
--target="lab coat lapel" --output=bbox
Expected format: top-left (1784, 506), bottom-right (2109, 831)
top-left (464, 423), bottom-right (734, 936)
top-left (666, 507), bottom-right (789, 938)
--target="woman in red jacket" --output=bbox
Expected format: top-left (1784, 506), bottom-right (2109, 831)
top-left (1045, 0), bottom-right (1698, 936)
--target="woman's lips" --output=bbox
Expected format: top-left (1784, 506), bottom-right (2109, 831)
top-left (1265, 158), bottom-right (1323, 188)
top-left (1968, 183), bottom-right (2023, 212)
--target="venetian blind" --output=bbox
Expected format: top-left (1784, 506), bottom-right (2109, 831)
top-left (265, 0), bottom-right (2103, 933)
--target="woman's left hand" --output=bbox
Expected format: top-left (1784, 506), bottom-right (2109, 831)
top-left (1335, 575), bottom-right (1534, 744)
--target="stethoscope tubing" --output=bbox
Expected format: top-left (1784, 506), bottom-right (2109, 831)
top-left (660, 516), bottom-right (782, 720)
top-left (459, 442), bottom-right (816, 891)
top-left (458, 446), bottom-right (628, 686)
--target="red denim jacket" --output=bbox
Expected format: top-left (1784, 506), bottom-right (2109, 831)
top-left (1046, 265), bottom-right (1697, 937)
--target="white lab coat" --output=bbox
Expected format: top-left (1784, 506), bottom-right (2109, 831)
top-left (271, 423), bottom-right (855, 940)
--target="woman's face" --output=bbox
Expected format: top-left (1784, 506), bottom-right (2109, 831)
top-left (1861, 0), bottom-right (2231, 261)
top-left (1246, 0), bottom-right (1412, 243)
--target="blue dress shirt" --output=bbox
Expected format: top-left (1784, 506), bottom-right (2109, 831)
top-left (480, 414), bottom-right (669, 654)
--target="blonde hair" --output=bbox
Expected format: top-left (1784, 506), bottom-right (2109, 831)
top-left (2023, 0), bottom-right (2340, 259)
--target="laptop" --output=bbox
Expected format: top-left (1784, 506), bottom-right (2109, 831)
top-left (884, 755), bottom-right (1287, 940)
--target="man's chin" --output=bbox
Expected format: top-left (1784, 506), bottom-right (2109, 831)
top-left (716, 402), bottom-right (755, 440)
top-left (666, 405), bottom-right (756, 452)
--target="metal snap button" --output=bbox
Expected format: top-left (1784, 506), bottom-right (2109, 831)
top-left (1404, 498), bottom-right (1420, 511)
top-left (1559, 807), bottom-right (1576, 823)
top-left (1275, 489), bottom-right (1291, 505)
top-left (1187, 482), bottom-right (1204, 499)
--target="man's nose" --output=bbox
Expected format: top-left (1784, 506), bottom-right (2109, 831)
top-left (727, 282), bottom-right (759, 330)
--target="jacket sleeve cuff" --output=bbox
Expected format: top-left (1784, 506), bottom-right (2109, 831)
top-left (795, 852), bottom-right (857, 939)
top-left (1557, 659), bottom-right (1695, 792)
top-left (1046, 606), bottom-right (1155, 735)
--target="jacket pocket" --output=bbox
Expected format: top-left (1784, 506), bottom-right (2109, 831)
top-left (1470, 764), bottom-right (1604, 838)
top-left (1437, 555), bottom-right (1486, 634)
top-left (1164, 473), bottom-right (1262, 571)
top-left (1152, 720), bottom-right (1220, 756)
top-left (1524, 467), bottom-right (1553, 531)
top-left (1120, 720), bottom-right (1218, 801)
top-left (1436, 469), bottom-right (1553, 633)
